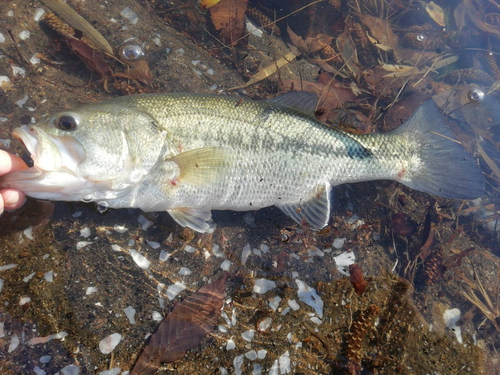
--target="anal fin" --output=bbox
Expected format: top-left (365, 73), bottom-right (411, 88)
top-left (167, 207), bottom-right (212, 233)
top-left (277, 181), bottom-right (332, 230)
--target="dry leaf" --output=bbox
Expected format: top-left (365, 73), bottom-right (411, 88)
top-left (209, 0), bottom-right (248, 45)
top-left (425, 1), bottom-right (446, 27)
top-left (229, 51), bottom-right (297, 90)
top-left (131, 274), bottom-right (229, 375)
top-left (201, 0), bottom-right (221, 9)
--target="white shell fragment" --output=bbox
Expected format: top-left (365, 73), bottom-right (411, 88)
top-left (246, 20), bottom-right (264, 37)
top-left (18, 30), bottom-right (30, 40)
top-left (0, 322), bottom-right (4, 338)
top-left (241, 329), bottom-right (255, 342)
top-left (333, 251), bottom-right (356, 275)
top-left (8, 334), bottom-right (19, 353)
top-left (152, 311), bottom-right (163, 321)
top-left (44, 270), bottom-right (54, 282)
top-left (245, 350), bottom-right (257, 360)
top-left (268, 296), bottom-right (281, 311)
top-left (147, 241), bottom-right (160, 249)
top-left (295, 279), bottom-right (323, 319)
top-left (30, 54), bottom-right (41, 65)
top-left (86, 286), bottom-right (97, 295)
top-left (234, 354), bottom-right (244, 375)
top-left (288, 299), bottom-right (300, 311)
top-left (166, 281), bottom-right (186, 301)
top-left (159, 250), bottom-right (171, 262)
top-left (129, 249), bottom-right (151, 270)
top-left (257, 349), bottom-right (267, 359)
top-left (279, 351), bottom-right (291, 374)
top-left (99, 333), bottom-right (122, 354)
top-left (0, 264), bottom-right (17, 271)
top-left (34, 8), bottom-right (45, 21)
top-left (99, 368), bottom-right (121, 375)
top-left (220, 259), bottom-right (231, 271)
top-left (60, 364), bottom-right (80, 375)
top-left (34, 366), bottom-right (46, 375)
top-left (253, 279), bottom-right (276, 294)
top-left (241, 243), bottom-right (251, 265)
top-left (258, 317), bottom-right (272, 331)
top-left (137, 215), bottom-right (153, 230)
top-left (123, 306), bottom-right (136, 324)
top-left (333, 238), bottom-right (345, 249)
top-left (40, 355), bottom-right (51, 363)
top-left (76, 241), bottom-right (93, 250)
top-left (226, 338), bottom-right (235, 350)
top-left (113, 224), bottom-right (128, 233)
top-left (20, 296), bottom-right (31, 305)
top-left (120, 7), bottom-right (138, 24)
top-left (0, 33), bottom-right (5, 43)
top-left (179, 267), bottom-right (191, 276)
top-left (23, 272), bottom-right (35, 283)
top-left (80, 227), bottom-right (91, 238)
top-left (443, 308), bottom-right (463, 344)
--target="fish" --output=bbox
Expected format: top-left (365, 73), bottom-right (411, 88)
top-left (0, 92), bottom-right (485, 232)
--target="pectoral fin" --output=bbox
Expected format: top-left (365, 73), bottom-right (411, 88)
top-left (167, 207), bottom-right (212, 233)
top-left (277, 181), bottom-right (331, 230)
top-left (168, 147), bottom-right (229, 186)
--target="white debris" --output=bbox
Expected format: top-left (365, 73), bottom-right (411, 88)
top-left (308, 248), bottom-right (324, 257)
top-left (120, 7), bottom-right (138, 24)
top-left (22, 225), bottom-right (34, 240)
top-left (241, 243), bottom-right (252, 265)
top-left (269, 296), bottom-right (281, 310)
top-left (333, 238), bottom-right (346, 249)
top-left (253, 279), bottom-right (276, 294)
top-left (234, 354), bottom-right (244, 375)
top-left (269, 359), bottom-right (279, 375)
top-left (246, 20), bottom-right (264, 37)
top-left (153, 37), bottom-right (161, 46)
top-left (72, 211), bottom-right (82, 218)
top-left (80, 227), bottom-right (91, 238)
top-left (16, 94), bottom-right (29, 107)
top-left (19, 30), bottom-right (30, 40)
top-left (129, 249), bottom-right (151, 270)
top-left (113, 224), bottom-right (128, 233)
top-left (226, 338), bottom-right (236, 350)
top-left (245, 350), bottom-right (258, 360)
top-left (159, 250), bottom-right (171, 262)
top-left (34, 8), bottom-right (45, 21)
top-left (243, 212), bottom-right (256, 227)
top-left (166, 281), bottom-right (186, 300)
top-left (123, 306), bottom-right (136, 325)
top-left (260, 243), bottom-right (270, 253)
top-left (443, 308), bottom-right (463, 344)
top-left (28, 331), bottom-right (68, 345)
top-left (310, 317), bottom-right (323, 325)
top-left (12, 66), bottom-right (26, 77)
top-left (152, 311), bottom-right (163, 321)
top-left (0, 33), bottom-right (4, 43)
top-left (219, 325), bottom-right (228, 333)
top-left (0, 322), bottom-right (4, 337)
top-left (288, 299), bottom-right (300, 311)
top-left (23, 272), bottom-right (36, 283)
top-left (333, 251), bottom-right (356, 275)
top-left (99, 333), bottom-right (122, 354)
top-left (76, 241), bottom-right (93, 250)
top-left (111, 244), bottom-right (122, 252)
top-left (281, 307), bottom-right (291, 316)
top-left (30, 54), bottom-right (41, 65)
top-left (8, 334), bottom-right (19, 353)
top-left (258, 317), bottom-right (272, 331)
top-left (0, 138), bottom-right (11, 148)
top-left (241, 329), bottom-right (255, 342)
top-left (99, 368), bottom-right (121, 375)
top-left (184, 245), bottom-right (196, 253)
top-left (40, 355), bottom-right (51, 363)
top-left (137, 215), bottom-right (153, 230)
top-left (20, 296), bottom-right (31, 305)
top-left (279, 351), bottom-right (291, 374)
top-left (207, 68), bottom-right (215, 76)
top-left (220, 367), bottom-right (228, 375)
top-left (0, 279), bottom-right (4, 293)
top-left (7, 10), bottom-right (14, 17)
top-left (34, 366), bottom-right (46, 375)
top-left (147, 241), bottom-right (161, 249)
top-left (44, 270), bottom-right (54, 282)
top-left (60, 364), bottom-right (80, 375)
top-left (296, 279), bottom-right (323, 319)
top-left (0, 76), bottom-right (10, 87)
top-left (86, 286), bottom-right (97, 295)
top-left (179, 267), bottom-right (191, 276)
top-left (212, 244), bottom-right (225, 258)
top-left (257, 349), bottom-right (267, 359)
top-left (0, 264), bottom-right (17, 271)
top-left (220, 259), bottom-right (231, 271)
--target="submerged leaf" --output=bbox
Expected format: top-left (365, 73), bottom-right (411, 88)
top-left (287, 26), bottom-right (334, 55)
top-left (359, 14), bottom-right (399, 52)
top-left (425, 1), bottom-right (446, 27)
top-left (131, 274), bottom-right (229, 375)
top-left (209, 0), bottom-right (248, 45)
top-left (201, 0), bottom-right (221, 9)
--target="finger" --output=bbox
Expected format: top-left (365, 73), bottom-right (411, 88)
top-left (0, 150), bottom-right (29, 176)
top-left (1, 189), bottom-right (26, 211)
top-left (0, 194), bottom-right (4, 215)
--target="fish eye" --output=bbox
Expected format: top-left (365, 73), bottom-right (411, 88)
top-left (55, 115), bottom-right (78, 131)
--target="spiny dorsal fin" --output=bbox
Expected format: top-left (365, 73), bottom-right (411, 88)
top-left (267, 91), bottom-right (318, 116)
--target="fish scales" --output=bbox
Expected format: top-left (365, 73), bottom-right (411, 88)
top-left (0, 92), bottom-right (485, 232)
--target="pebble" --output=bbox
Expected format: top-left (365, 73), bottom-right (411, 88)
top-left (257, 349), bottom-right (267, 359)
top-left (40, 355), bottom-right (51, 363)
top-left (220, 259), bottom-right (231, 271)
top-left (333, 251), bottom-right (356, 275)
top-left (80, 227), bottom-right (91, 238)
top-left (333, 238), bottom-right (345, 249)
top-left (34, 366), bottom-right (46, 375)
top-left (258, 317), bottom-right (272, 331)
top-left (23, 272), bottom-right (36, 283)
top-left (288, 299), bottom-right (300, 311)
top-left (99, 333), bottom-right (122, 354)
top-left (0, 264), bottom-right (17, 271)
top-left (184, 245), bottom-right (196, 253)
top-left (0, 33), bottom-right (5, 43)
top-left (443, 308), bottom-right (463, 344)
top-left (159, 250), bottom-right (171, 262)
top-left (30, 54), bottom-right (41, 65)
top-left (113, 224), bottom-right (128, 233)
top-left (16, 94), bottom-right (29, 107)
top-left (76, 241), bottom-right (93, 250)
top-left (146, 241), bottom-right (160, 249)
top-left (86, 286), bottom-right (97, 295)
top-left (0, 322), bottom-right (4, 337)
top-left (137, 215), bottom-right (153, 230)
top-left (241, 244), bottom-right (251, 265)
top-left (152, 311), bottom-right (163, 321)
top-left (99, 368), bottom-right (121, 375)
top-left (268, 296), bottom-right (281, 311)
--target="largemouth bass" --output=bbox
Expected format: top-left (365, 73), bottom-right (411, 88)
top-left (0, 92), bottom-right (484, 232)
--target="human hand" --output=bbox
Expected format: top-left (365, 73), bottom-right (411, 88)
top-left (0, 150), bottom-right (28, 215)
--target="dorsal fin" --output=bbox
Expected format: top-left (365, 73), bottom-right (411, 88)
top-left (267, 91), bottom-right (318, 116)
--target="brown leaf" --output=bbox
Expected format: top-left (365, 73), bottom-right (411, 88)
top-left (349, 264), bottom-right (368, 295)
top-left (209, 0), bottom-right (248, 45)
top-left (131, 274), bottom-right (229, 375)
top-left (359, 14), bottom-right (399, 51)
top-left (336, 32), bottom-right (360, 78)
top-left (287, 26), bottom-right (333, 55)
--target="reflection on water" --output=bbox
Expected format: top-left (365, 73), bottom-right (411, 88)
top-left (1, 0), bottom-right (500, 374)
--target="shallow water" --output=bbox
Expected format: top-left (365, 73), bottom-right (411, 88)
top-left (0, 1), bottom-right (499, 374)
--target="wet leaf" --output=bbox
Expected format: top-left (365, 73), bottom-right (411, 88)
top-left (425, 1), bottom-right (446, 27)
top-left (229, 51), bottom-right (297, 90)
top-left (131, 274), bottom-right (229, 375)
top-left (349, 264), bottom-right (368, 295)
top-left (359, 14), bottom-right (399, 52)
top-left (201, 0), bottom-right (222, 9)
top-left (287, 26), bottom-right (334, 55)
top-left (391, 213), bottom-right (417, 236)
top-left (336, 32), bottom-right (360, 78)
top-left (65, 38), bottom-right (111, 79)
top-left (209, 0), bottom-right (248, 45)
top-left (41, 0), bottom-right (113, 55)
top-left (454, 0), bottom-right (467, 31)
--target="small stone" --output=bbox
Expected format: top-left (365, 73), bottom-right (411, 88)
top-left (159, 250), bottom-right (171, 262)
top-left (220, 259), bottom-right (231, 271)
top-left (245, 350), bottom-right (257, 360)
top-left (80, 227), bottom-right (91, 238)
top-left (179, 267), bottom-right (191, 276)
top-left (86, 286), bottom-right (97, 295)
top-left (113, 224), bottom-right (128, 233)
top-left (44, 271), bottom-right (54, 282)
top-left (279, 351), bottom-right (291, 374)
top-left (257, 349), bottom-right (267, 359)
top-left (76, 241), bottom-right (93, 250)
top-left (241, 329), bottom-right (255, 342)
top-left (152, 311), bottom-right (163, 321)
top-left (137, 215), bottom-right (153, 230)
top-left (40, 355), bottom-right (51, 363)
top-left (99, 333), bottom-right (122, 354)
top-left (146, 241), bottom-right (160, 249)
top-left (184, 245), bottom-right (196, 253)
top-left (8, 334), bottom-right (19, 353)
top-left (253, 279), bottom-right (276, 294)
top-left (18, 30), bottom-right (30, 40)
top-left (123, 306), bottom-right (136, 324)
top-left (258, 317), bottom-right (272, 331)
top-left (226, 338), bottom-right (235, 350)
top-left (34, 8), bottom-right (45, 21)
top-left (20, 296), bottom-right (31, 305)
top-left (333, 238), bottom-right (346, 249)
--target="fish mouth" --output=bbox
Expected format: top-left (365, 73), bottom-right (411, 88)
top-left (12, 125), bottom-right (85, 175)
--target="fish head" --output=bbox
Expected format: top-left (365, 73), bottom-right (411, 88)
top-left (1, 102), bottom-right (165, 203)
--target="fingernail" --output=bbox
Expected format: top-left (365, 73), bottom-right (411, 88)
top-left (3, 191), bottom-right (21, 206)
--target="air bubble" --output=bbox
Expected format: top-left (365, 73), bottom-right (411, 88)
top-left (467, 88), bottom-right (484, 102)
top-left (96, 201), bottom-right (109, 213)
top-left (82, 194), bottom-right (93, 203)
top-left (119, 43), bottom-right (144, 61)
top-left (416, 34), bottom-right (425, 42)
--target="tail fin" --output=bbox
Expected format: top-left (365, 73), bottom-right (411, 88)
top-left (394, 100), bottom-right (484, 199)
